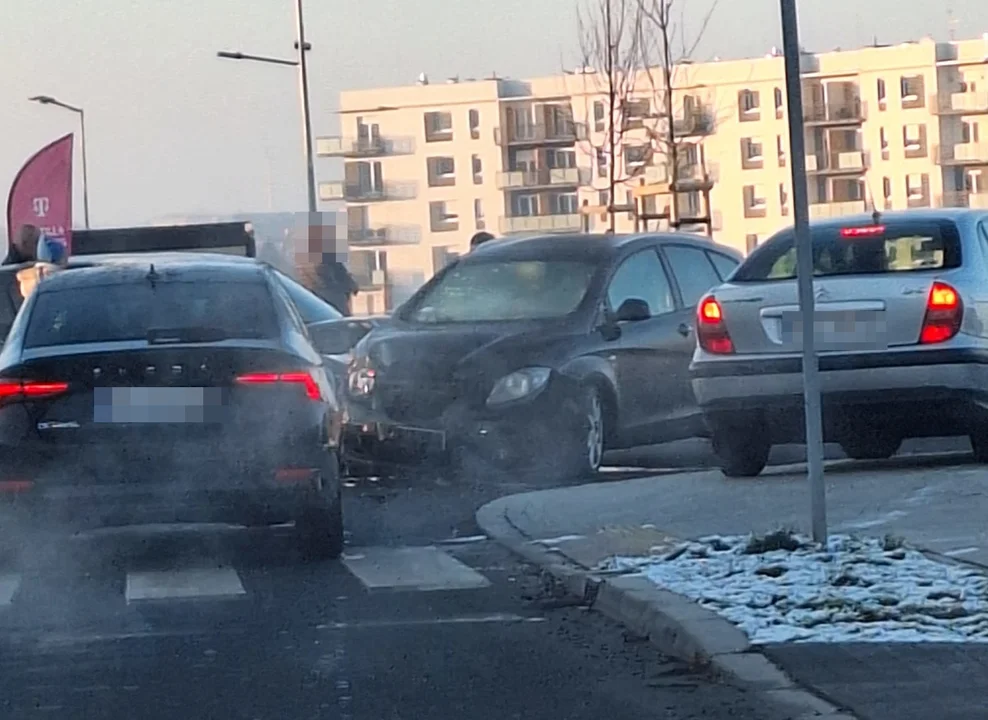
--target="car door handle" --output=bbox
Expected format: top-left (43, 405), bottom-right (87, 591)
top-left (677, 323), bottom-right (691, 337)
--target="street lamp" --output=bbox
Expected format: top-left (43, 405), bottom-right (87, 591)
top-left (217, 0), bottom-right (317, 213)
top-left (28, 95), bottom-right (91, 229)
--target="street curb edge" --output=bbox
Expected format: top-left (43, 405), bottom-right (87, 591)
top-left (476, 496), bottom-right (860, 720)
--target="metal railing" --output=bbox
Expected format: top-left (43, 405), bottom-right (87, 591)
top-left (318, 180), bottom-right (418, 202)
top-left (808, 200), bottom-right (867, 219)
top-left (803, 99), bottom-right (865, 124)
top-left (499, 213), bottom-right (583, 234)
top-left (935, 142), bottom-right (988, 165)
top-left (495, 167), bottom-right (590, 190)
top-left (347, 225), bottom-right (421, 246)
top-left (494, 122), bottom-right (588, 145)
top-left (316, 135), bottom-right (415, 157)
top-left (932, 91), bottom-right (988, 115)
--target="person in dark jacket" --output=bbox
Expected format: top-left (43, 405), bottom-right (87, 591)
top-left (469, 231), bottom-right (495, 251)
top-left (294, 232), bottom-right (359, 316)
top-left (3, 224), bottom-right (40, 265)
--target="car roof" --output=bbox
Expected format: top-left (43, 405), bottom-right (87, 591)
top-left (466, 231), bottom-right (738, 262)
top-left (35, 253), bottom-right (267, 294)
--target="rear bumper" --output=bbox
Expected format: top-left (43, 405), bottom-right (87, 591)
top-left (0, 450), bottom-right (340, 533)
top-left (691, 347), bottom-right (988, 441)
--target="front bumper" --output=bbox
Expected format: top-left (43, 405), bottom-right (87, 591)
top-left (342, 382), bottom-right (582, 469)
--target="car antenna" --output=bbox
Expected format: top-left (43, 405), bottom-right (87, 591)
top-left (146, 263), bottom-right (159, 289)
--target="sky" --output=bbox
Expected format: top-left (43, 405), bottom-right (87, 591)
top-left (1, 0), bottom-right (986, 229)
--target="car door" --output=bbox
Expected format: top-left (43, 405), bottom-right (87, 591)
top-left (660, 243), bottom-right (728, 419)
top-left (603, 247), bottom-right (682, 440)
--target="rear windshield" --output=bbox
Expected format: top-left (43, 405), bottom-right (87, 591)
top-left (733, 220), bottom-right (962, 282)
top-left (24, 280), bottom-right (279, 348)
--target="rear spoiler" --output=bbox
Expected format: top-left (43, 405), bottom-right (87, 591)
top-left (70, 222), bottom-right (256, 258)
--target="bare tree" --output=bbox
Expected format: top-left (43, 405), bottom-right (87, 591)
top-left (639, 0), bottom-right (721, 233)
top-left (576, 0), bottom-right (650, 231)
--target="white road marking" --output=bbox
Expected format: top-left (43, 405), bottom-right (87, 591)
top-left (0, 573), bottom-right (20, 605)
top-left (125, 566), bottom-right (245, 603)
top-left (317, 613), bottom-right (544, 630)
top-left (342, 546), bottom-right (491, 591)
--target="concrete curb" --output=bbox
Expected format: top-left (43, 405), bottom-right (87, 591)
top-left (476, 497), bottom-right (859, 720)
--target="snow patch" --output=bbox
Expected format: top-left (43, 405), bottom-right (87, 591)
top-left (601, 534), bottom-right (988, 644)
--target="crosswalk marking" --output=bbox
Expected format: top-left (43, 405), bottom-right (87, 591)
top-left (0, 573), bottom-right (20, 605)
top-left (342, 546), bottom-right (491, 591)
top-left (124, 566), bottom-right (246, 603)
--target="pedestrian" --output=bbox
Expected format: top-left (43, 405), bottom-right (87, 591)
top-left (469, 231), bottom-right (495, 251)
top-left (294, 231), bottom-right (359, 316)
top-left (4, 224), bottom-right (40, 265)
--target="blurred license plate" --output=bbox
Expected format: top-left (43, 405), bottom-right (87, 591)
top-left (94, 387), bottom-right (226, 424)
top-left (782, 310), bottom-right (885, 345)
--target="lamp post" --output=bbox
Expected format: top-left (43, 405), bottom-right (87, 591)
top-left (217, 0), bottom-right (317, 213)
top-left (28, 95), bottom-right (91, 229)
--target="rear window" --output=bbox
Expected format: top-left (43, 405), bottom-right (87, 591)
top-left (24, 281), bottom-right (279, 348)
top-left (733, 220), bottom-right (962, 282)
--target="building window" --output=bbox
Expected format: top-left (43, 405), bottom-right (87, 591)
top-left (546, 148), bottom-right (576, 168)
top-left (777, 135), bottom-right (786, 166)
top-left (882, 177), bottom-right (892, 209)
top-left (877, 79), bottom-right (886, 109)
top-left (551, 193), bottom-right (579, 215)
top-left (514, 194), bottom-right (538, 216)
top-left (880, 127), bottom-right (889, 160)
top-left (738, 89), bottom-right (760, 121)
top-left (624, 144), bottom-right (649, 173)
top-left (741, 137), bottom-right (764, 169)
top-left (779, 183), bottom-right (789, 215)
top-left (906, 173), bottom-right (929, 207)
top-left (426, 156), bottom-right (456, 187)
top-left (745, 234), bottom-right (759, 253)
top-left (469, 109), bottom-right (480, 139)
top-left (593, 101), bottom-right (606, 132)
top-left (424, 111), bottom-right (453, 142)
top-left (429, 200), bottom-right (459, 232)
top-left (962, 122), bottom-right (979, 144)
top-left (598, 189), bottom-right (610, 208)
top-left (474, 199), bottom-right (485, 230)
top-left (774, 88), bottom-right (784, 119)
top-left (596, 148), bottom-right (608, 178)
top-left (623, 98), bottom-right (650, 129)
top-left (472, 154), bottom-right (483, 184)
top-left (899, 75), bottom-right (925, 109)
top-left (743, 185), bottom-right (767, 218)
top-left (903, 124), bottom-right (927, 159)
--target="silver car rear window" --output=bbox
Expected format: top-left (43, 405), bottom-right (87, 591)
top-left (733, 220), bottom-right (962, 282)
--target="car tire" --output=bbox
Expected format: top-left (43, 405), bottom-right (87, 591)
top-left (712, 429), bottom-right (770, 478)
top-left (296, 457), bottom-right (345, 561)
top-left (555, 384), bottom-right (606, 482)
top-left (839, 434), bottom-right (902, 461)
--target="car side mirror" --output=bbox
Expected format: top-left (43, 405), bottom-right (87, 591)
top-left (614, 298), bottom-right (651, 322)
top-left (308, 321), bottom-right (371, 356)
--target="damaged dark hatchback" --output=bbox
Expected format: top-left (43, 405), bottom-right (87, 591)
top-left (342, 232), bottom-right (741, 482)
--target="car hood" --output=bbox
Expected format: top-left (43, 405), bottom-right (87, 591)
top-left (355, 320), bottom-right (572, 384)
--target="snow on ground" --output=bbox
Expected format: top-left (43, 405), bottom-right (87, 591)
top-left (600, 533), bottom-right (988, 644)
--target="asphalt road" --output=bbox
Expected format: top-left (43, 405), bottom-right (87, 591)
top-left (0, 469), bottom-right (780, 720)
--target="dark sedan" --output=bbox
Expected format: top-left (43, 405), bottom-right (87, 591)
top-left (342, 232), bottom-right (741, 482)
top-left (0, 256), bottom-right (344, 559)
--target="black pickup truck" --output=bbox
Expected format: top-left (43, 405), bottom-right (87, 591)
top-left (0, 221), bottom-right (255, 339)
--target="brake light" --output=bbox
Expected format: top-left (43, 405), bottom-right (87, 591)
top-left (920, 281), bottom-right (962, 344)
top-left (840, 225), bottom-right (886, 238)
top-left (697, 296), bottom-right (734, 354)
top-left (236, 371), bottom-right (322, 401)
top-left (0, 379), bottom-right (69, 404)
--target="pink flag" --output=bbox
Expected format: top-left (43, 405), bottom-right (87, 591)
top-left (6, 133), bottom-right (74, 255)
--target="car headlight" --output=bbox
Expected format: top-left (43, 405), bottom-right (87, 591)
top-left (486, 367), bottom-right (551, 406)
top-left (347, 365), bottom-right (376, 396)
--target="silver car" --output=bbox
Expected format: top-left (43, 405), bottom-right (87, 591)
top-left (691, 208), bottom-right (988, 477)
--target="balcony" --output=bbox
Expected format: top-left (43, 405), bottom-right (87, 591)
top-left (673, 110), bottom-right (715, 136)
top-left (499, 213), bottom-right (583, 234)
top-left (496, 167), bottom-right (590, 190)
top-left (318, 180), bottom-right (418, 203)
top-left (316, 135), bottom-right (415, 158)
top-left (805, 150), bottom-right (868, 174)
top-left (348, 225), bottom-right (421, 246)
top-left (808, 200), bottom-right (867, 219)
top-left (494, 122), bottom-right (587, 146)
top-left (939, 191), bottom-right (988, 209)
top-left (674, 161), bottom-right (718, 190)
top-left (932, 91), bottom-right (988, 115)
top-left (936, 142), bottom-right (988, 166)
top-left (803, 99), bottom-right (865, 125)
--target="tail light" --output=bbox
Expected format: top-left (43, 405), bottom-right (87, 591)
top-left (920, 281), bottom-right (962, 344)
top-left (697, 295), bottom-right (734, 354)
top-left (0, 379), bottom-right (69, 405)
top-left (236, 370), bottom-right (323, 401)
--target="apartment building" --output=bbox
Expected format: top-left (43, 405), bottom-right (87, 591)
top-left (319, 35), bottom-right (988, 315)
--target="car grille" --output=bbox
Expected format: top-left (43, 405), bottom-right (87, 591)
top-left (379, 380), bottom-right (460, 422)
